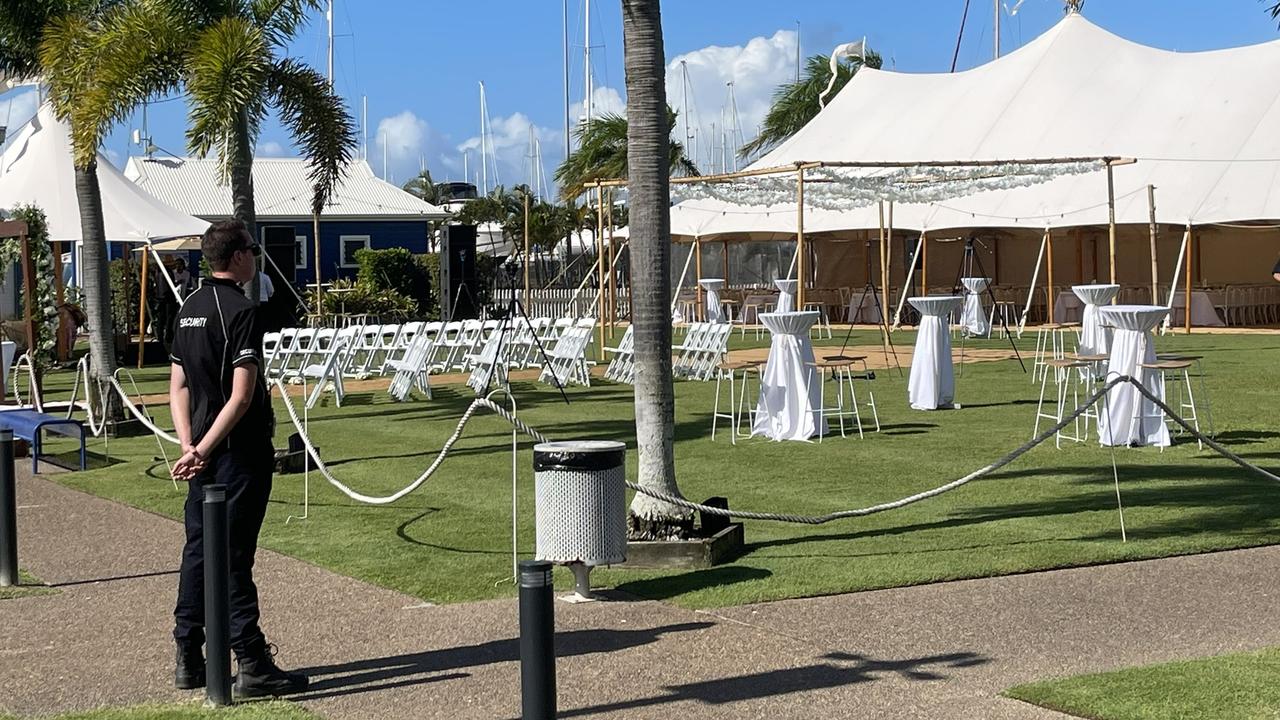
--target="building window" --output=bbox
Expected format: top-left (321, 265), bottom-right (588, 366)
top-left (295, 236), bottom-right (308, 270)
top-left (339, 235), bottom-right (370, 268)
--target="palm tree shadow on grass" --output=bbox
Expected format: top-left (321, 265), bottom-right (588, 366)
top-left (613, 566), bottom-right (772, 601)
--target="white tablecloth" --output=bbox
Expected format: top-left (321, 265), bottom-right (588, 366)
top-left (774, 279), bottom-right (798, 313)
top-left (960, 277), bottom-right (990, 337)
top-left (1169, 291), bottom-right (1225, 327)
top-left (699, 279), bottom-right (725, 323)
top-left (1073, 284), bottom-right (1120, 356)
top-left (752, 311), bottom-right (826, 441)
top-left (1052, 291), bottom-right (1083, 324)
top-left (847, 291), bottom-right (882, 324)
top-left (907, 296), bottom-right (963, 410)
top-left (1097, 305), bottom-right (1170, 447)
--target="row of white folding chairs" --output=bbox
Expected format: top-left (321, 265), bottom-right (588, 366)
top-left (262, 327), bottom-right (352, 409)
top-left (539, 319), bottom-right (596, 388)
top-left (603, 324), bottom-right (636, 385)
top-left (673, 322), bottom-right (732, 382)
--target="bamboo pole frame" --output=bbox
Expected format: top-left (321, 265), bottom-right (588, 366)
top-left (136, 246), bottom-right (149, 368)
top-left (523, 192), bottom-right (531, 309)
top-left (694, 235), bottom-right (703, 319)
top-left (1147, 185), bottom-right (1159, 305)
top-left (607, 189), bottom-right (617, 334)
top-left (921, 231), bottom-right (928, 296)
top-left (1046, 229), bottom-right (1056, 325)
top-left (313, 214), bottom-right (322, 317)
top-left (1107, 160), bottom-right (1118, 283)
top-left (877, 202), bottom-right (887, 331)
top-left (796, 167), bottom-right (806, 310)
top-left (884, 201), bottom-right (893, 332)
top-left (595, 182), bottom-right (606, 359)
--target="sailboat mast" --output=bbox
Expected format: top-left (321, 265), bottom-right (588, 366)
top-left (562, 0), bottom-right (570, 156)
top-left (681, 61), bottom-right (690, 148)
top-left (326, 0), bottom-right (334, 86)
top-left (479, 81), bottom-right (488, 194)
top-left (584, 0), bottom-right (593, 128)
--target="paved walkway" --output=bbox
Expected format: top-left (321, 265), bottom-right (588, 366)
top-left (4, 472), bottom-right (1279, 719)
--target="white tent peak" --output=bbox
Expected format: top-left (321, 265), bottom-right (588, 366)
top-left (0, 103), bottom-right (208, 243)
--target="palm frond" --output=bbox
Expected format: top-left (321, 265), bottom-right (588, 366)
top-left (184, 14), bottom-right (271, 180)
top-left (38, 13), bottom-right (102, 165)
top-left (250, 0), bottom-right (321, 48)
top-left (267, 57), bottom-right (355, 214)
top-left (554, 106), bottom-right (695, 201)
top-left (738, 51), bottom-right (881, 160)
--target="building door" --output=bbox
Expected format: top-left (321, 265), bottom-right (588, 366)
top-left (261, 225), bottom-right (299, 330)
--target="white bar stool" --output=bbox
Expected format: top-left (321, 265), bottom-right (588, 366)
top-left (1141, 359), bottom-right (1203, 449)
top-left (1033, 358), bottom-right (1092, 448)
top-left (712, 359), bottom-right (761, 444)
top-left (1156, 353), bottom-right (1214, 439)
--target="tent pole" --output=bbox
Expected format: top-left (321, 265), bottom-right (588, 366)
top-left (672, 238), bottom-right (695, 316)
top-left (695, 235), bottom-right (703, 320)
top-left (883, 202), bottom-right (893, 331)
top-left (892, 232), bottom-right (924, 330)
top-left (1021, 230), bottom-right (1046, 332)
top-left (796, 167), bottom-right (806, 310)
top-left (1162, 226), bottom-right (1189, 333)
top-left (313, 214), bottom-right (323, 318)
top-left (1147, 185), bottom-right (1159, 304)
top-left (721, 239), bottom-right (729, 286)
top-left (1046, 228), bottom-right (1056, 326)
top-left (1185, 223), bottom-right (1193, 334)
top-left (595, 183), bottom-right (605, 359)
top-left (878, 202), bottom-right (886, 328)
top-left (607, 189), bottom-right (616, 333)
top-left (136, 247), bottom-right (149, 369)
top-left (1107, 160), bottom-right (1117, 284)
top-left (19, 229), bottom-right (37, 395)
top-left (921, 231), bottom-right (929, 296)
top-left (523, 192), bottom-right (531, 310)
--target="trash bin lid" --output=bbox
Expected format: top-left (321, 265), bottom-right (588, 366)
top-left (533, 441), bottom-right (626, 472)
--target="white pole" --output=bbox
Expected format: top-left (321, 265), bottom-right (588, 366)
top-left (672, 239), bottom-right (696, 314)
top-left (1020, 231), bottom-right (1048, 334)
top-left (1162, 226), bottom-right (1190, 333)
top-left (562, 0), bottom-right (570, 156)
top-left (326, 0), bottom-right (334, 87)
top-left (584, 0), bottom-right (592, 128)
top-left (892, 235), bottom-right (925, 330)
top-left (994, 0), bottom-right (1001, 59)
top-left (479, 81), bottom-right (488, 194)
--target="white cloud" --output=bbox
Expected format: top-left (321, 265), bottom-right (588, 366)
top-left (375, 109), bottom-right (457, 186)
top-left (457, 112), bottom-right (562, 198)
top-left (257, 140), bottom-right (287, 157)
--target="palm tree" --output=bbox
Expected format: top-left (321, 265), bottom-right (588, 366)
top-left (738, 51), bottom-right (881, 160)
top-left (554, 108), bottom-right (698, 202)
top-left (3, 0), bottom-right (126, 419)
top-left (620, 0), bottom-right (692, 540)
top-left (45, 0), bottom-right (356, 306)
top-left (403, 169), bottom-right (445, 205)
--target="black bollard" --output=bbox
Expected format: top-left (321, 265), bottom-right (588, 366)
top-left (0, 429), bottom-right (16, 588)
top-left (203, 484), bottom-right (232, 706)
top-left (519, 560), bottom-right (556, 720)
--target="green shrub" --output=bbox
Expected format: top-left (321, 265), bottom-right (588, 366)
top-left (353, 247), bottom-right (431, 315)
top-left (306, 279), bottom-right (415, 320)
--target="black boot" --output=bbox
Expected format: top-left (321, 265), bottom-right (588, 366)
top-left (174, 642), bottom-right (206, 690)
top-left (233, 643), bottom-right (309, 698)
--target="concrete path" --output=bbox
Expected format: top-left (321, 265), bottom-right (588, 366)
top-left (3, 473), bottom-right (1278, 719)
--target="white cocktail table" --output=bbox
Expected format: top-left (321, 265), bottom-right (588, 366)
top-left (699, 279), bottom-right (726, 323)
top-left (751, 311), bottom-right (826, 441)
top-left (1097, 304), bottom-right (1170, 447)
top-left (1072, 284), bottom-right (1120, 356)
top-left (907, 296), bottom-right (964, 410)
top-left (960, 277), bottom-right (990, 337)
top-left (774, 279), bottom-right (798, 313)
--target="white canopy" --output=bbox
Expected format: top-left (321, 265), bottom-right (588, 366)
top-left (679, 12), bottom-right (1280, 236)
top-left (0, 104), bottom-right (208, 243)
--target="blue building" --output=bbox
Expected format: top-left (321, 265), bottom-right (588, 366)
top-left (125, 156), bottom-right (448, 286)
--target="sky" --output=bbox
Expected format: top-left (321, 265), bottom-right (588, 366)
top-left (3, 0), bottom-right (1279, 196)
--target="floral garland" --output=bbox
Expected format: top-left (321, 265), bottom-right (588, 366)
top-left (670, 161), bottom-right (1103, 210)
top-left (0, 206), bottom-right (58, 372)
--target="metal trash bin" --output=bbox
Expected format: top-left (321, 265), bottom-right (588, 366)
top-left (533, 440), bottom-right (627, 600)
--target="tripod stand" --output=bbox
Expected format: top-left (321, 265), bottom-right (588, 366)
top-left (831, 276), bottom-right (903, 376)
top-left (950, 238), bottom-right (1026, 373)
top-left (477, 259), bottom-right (570, 405)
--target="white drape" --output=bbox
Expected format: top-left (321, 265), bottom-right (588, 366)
top-left (960, 278), bottom-right (990, 337)
top-left (907, 296), bottom-right (963, 410)
top-left (752, 312), bottom-right (826, 441)
top-left (1073, 284), bottom-right (1119, 356)
top-left (1097, 305), bottom-right (1171, 447)
top-left (774, 279), bottom-right (798, 313)
top-left (700, 279), bottom-right (725, 323)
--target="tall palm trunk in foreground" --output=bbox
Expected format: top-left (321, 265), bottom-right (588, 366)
top-left (621, 0), bottom-right (692, 540)
top-left (74, 159), bottom-right (121, 418)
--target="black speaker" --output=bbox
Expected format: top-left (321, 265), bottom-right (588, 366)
top-left (442, 224), bottom-right (478, 319)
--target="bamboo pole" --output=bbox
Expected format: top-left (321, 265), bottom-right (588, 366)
top-left (1107, 160), bottom-right (1117, 283)
top-left (19, 230), bottom-right (36, 394)
top-left (606, 189), bottom-right (616, 333)
top-left (878, 202), bottom-right (887, 330)
top-left (313, 214), bottom-right (322, 317)
top-left (523, 192), bottom-right (531, 310)
top-left (1185, 223), bottom-right (1193, 334)
top-left (595, 183), bottom-right (605, 359)
top-left (1046, 228), bottom-right (1056, 325)
top-left (796, 167), bottom-right (806, 310)
top-left (1147, 185), bottom-right (1159, 305)
top-left (695, 235), bottom-right (703, 319)
top-left (136, 246), bottom-right (149, 369)
top-left (721, 239), bottom-right (729, 285)
top-left (1074, 228), bottom-right (1084, 284)
top-left (921, 231), bottom-right (928, 295)
top-left (884, 201), bottom-right (893, 331)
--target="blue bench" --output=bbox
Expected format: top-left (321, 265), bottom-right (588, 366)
top-left (0, 410), bottom-right (86, 473)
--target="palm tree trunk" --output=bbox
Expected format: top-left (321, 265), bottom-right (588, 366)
top-left (74, 159), bottom-right (122, 420)
top-left (621, 0), bottom-right (692, 540)
top-left (231, 110), bottom-right (260, 304)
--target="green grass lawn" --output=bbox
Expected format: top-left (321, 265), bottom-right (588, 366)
top-left (1005, 647), bottom-right (1280, 719)
top-left (0, 701), bottom-right (313, 720)
top-left (0, 570), bottom-right (56, 600)
top-left (43, 328), bottom-right (1280, 608)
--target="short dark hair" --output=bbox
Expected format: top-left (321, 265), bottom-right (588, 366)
top-left (201, 219), bottom-right (253, 272)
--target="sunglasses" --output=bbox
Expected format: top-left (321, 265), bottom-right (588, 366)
top-left (239, 244), bottom-right (262, 257)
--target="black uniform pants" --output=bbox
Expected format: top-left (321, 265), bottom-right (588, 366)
top-left (173, 441), bottom-right (274, 657)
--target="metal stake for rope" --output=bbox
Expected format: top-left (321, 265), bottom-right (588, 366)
top-left (518, 560), bottom-right (556, 720)
top-left (0, 429), bottom-right (18, 587)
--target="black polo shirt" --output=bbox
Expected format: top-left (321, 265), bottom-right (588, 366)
top-left (170, 277), bottom-right (273, 454)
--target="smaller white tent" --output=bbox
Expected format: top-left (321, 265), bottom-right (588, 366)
top-left (0, 104), bottom-right (208, 244)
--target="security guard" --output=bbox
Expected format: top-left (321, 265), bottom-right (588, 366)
top-left (168, 220), bottom-right (308, 697)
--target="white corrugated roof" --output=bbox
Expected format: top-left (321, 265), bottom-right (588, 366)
top-left (124, 156), bottom-right (449, 221)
